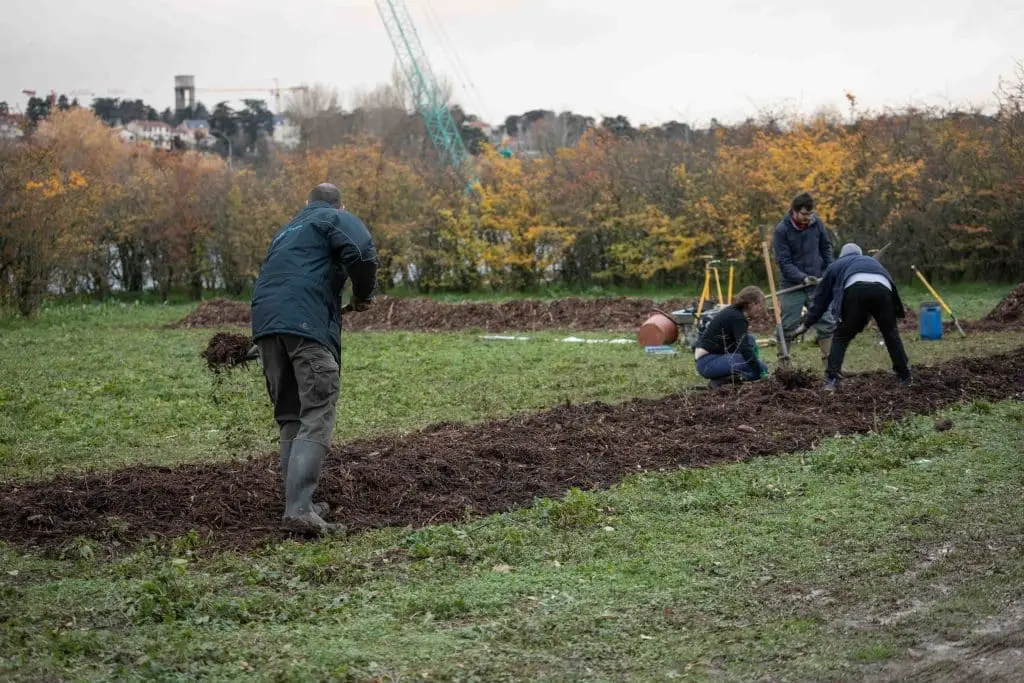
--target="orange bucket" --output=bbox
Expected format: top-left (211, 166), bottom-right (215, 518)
top-left (637, 311), bottom-right (679, 346)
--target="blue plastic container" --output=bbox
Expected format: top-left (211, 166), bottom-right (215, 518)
top-left (919, 301), bottom-right (943, 340)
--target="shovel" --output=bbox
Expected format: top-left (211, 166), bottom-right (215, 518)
top-left (911, 265), bottom-right (967, 337)
top-left (761, 240), bottom-right (791, 368)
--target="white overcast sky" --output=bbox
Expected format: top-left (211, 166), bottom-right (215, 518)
top-left (1, 0), bottom-right (1022, 126)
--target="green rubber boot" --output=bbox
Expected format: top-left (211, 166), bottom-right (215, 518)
top-left (283, 439), bottom-right (343, 536)
top-left (752, 339), bottom-right (769, 379)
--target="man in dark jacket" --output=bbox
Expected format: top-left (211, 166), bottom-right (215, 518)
top-left (772, 192), bottom-right (836, 368)
top-left (251, 183), bottom-right (378, 534)
top-left (795, 243), bottom-right (911, 392)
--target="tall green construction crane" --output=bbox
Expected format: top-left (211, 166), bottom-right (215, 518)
top-left (374, 0), bottom-right (478, 188)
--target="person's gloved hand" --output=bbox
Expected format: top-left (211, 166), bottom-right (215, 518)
top-left (792, 322), bottom-right (808, 337)
top-left (352, 297), bottom-right (373, 312)
top-left (803, 275), bottom-right (819, 286)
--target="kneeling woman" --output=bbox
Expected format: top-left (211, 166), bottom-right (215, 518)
top-left (694, 286), bottom-right (769, 386)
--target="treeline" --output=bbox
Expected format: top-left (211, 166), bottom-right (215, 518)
top-left (2, 68), bottom-right (1023, 316)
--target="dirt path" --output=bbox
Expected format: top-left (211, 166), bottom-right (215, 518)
top-left (3, 348), bottom-right (1023, 554)
top-left (861, 600), bottom-right (1024, 682)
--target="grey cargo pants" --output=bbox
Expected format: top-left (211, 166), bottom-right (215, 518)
top-left (256, 334), bottom-right (340, 448)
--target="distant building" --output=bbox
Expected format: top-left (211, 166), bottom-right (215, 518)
top-left (174, 119), bottom-right (210, 147)
top-left (125, 120), bottom-right (175, 149)
top-left (110, 124), bottom-right (135, 144)
top-left (0, 113), bottom-right (25, 140)
top-left (464, 119), bottom-right (492, 136)
top-left (272, 115), bottom-right (300, 150)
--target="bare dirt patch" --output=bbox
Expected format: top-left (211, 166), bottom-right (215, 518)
top-left (2, 348), bottom-right (1023, 554)
top-left (865, 601), bottom-right (1024, 682)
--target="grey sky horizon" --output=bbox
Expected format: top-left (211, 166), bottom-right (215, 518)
top-left (1, 0), bottom-right (1021, 127)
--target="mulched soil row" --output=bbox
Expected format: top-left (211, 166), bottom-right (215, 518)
top-left (3, 348), bottom-right (1023, 554)
top-left (172, 295), bottom-right (779, 334)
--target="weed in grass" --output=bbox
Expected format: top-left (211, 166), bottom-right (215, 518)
top-left (536, 487), bottom-right (604, 529)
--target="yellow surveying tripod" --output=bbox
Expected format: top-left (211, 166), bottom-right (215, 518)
top-left (696, 257), bottom-right (724, 315)
top-left (695, 256), bottom-right (739, 315)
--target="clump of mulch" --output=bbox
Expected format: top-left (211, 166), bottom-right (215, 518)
top-left (772, 367), bottom-right (818, 390)
top-left (202, 333), bottom-right (254, 373)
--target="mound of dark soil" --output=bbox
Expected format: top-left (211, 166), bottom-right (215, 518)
top-left (984, 282), bottom-right (1024, 324)
top-left (202, 333), bottom-right (254, 373)
top-left (173, 298), bottom-right (251, 328)
top-left (3, 348), bottom-right (1023, 554)
top-left (772, 367), bottom-right (818, 390)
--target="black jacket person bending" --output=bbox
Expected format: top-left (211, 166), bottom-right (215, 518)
top-left (251, 183), bottom-right (378, 534)
top-left (796, 243), bottom-right (911, 392)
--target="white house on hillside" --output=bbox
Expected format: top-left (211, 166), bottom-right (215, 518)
top-left (125, 121), bottom-right (174, 149)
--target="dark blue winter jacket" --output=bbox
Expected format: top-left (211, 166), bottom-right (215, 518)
top-left (804, 254), bottom-right (905, 327)
top-left (251, 201), bottom-right (377, 362)
top-left (772, 214), bottom-right (834, 287)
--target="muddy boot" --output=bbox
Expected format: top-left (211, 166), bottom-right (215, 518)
top-left (280, 439), bottom-right (330, 521)
top-left (283, 439), bottom-right (344, 536)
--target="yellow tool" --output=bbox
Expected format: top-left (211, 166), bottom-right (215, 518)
top-left (726, 258), bottom-right (738, 303)
top-left (696, 256), bottom-right (725, 316)
top-left (696, 259), bottom-right (712, 318)
top-left (911, 265), bottom-right (966, 338)
top-left (711, 259), bottom-right (724, 305)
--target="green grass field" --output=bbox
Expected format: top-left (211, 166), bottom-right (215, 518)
top-left (1, 282), bottom-right (1022, 680)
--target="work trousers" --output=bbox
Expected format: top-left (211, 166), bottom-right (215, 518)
top-left (256, 334), bottom-right (340, 448)
top-left (828, 283), bottom-right (911, 382)
top-left (695, 334), bottom-right (768, 381)
top-left (779, 287), bottom-right (836, 341)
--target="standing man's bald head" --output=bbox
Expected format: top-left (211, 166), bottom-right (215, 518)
top-left (308, 183), bottom-right (343, 209)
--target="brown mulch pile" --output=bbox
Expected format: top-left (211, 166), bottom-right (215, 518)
top-left (983, 282), bottom-right (1024, 324)
top-left (3, 347), bottom-right (1023, 554)
top-left (173, 298), bottom-right (252, 329)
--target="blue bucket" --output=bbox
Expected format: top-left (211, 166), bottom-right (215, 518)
top-left (919, 301), bottom-right (943, 340)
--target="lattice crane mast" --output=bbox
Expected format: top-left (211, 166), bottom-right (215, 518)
top-left (374, 0), bottom-right (477, 187)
